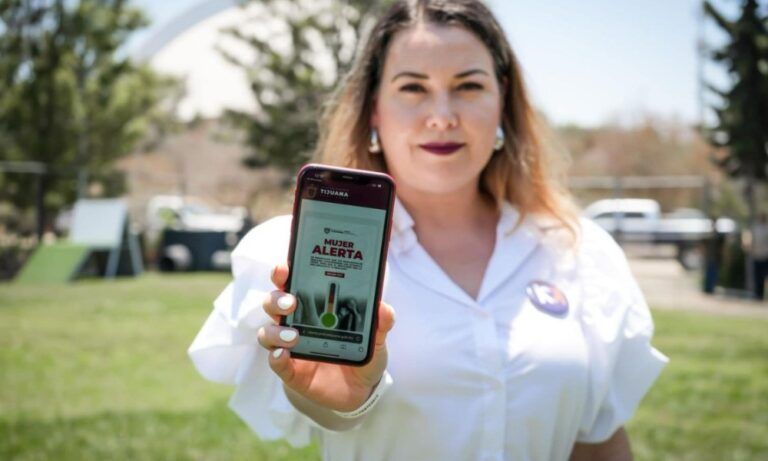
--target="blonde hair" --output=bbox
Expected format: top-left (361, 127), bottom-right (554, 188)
top-left (315, 0), bottom-right (578, 237)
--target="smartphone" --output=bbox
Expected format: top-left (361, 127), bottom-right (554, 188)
top-left (281, 164), bottom-right (395, 366)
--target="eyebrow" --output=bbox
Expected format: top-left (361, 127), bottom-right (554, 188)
top-left (391, 68), bottom-right (490, 82)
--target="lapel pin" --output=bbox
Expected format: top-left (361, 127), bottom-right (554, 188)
top-left (526, 280), bottom-right (569, 316)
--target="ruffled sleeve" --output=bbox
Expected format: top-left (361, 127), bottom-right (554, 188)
top-left (575, 219), bottom-right (669, 443)
top-left (187, 215), bottom-right (318, 446)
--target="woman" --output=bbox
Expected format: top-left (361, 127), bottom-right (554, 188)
top-left (189, 1), bottom-right (668, 459)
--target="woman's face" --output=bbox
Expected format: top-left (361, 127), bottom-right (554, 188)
top-left (373, 23), bottom-right (502, 199)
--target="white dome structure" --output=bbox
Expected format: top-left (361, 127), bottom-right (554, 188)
top-left (133, 0), bottom-right (256, 120)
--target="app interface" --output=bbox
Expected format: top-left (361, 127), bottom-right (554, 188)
top-left (288, 195), bottom-right (387, 361)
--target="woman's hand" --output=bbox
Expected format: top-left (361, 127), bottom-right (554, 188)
top-left (257, 263), bottom-right (396, 412)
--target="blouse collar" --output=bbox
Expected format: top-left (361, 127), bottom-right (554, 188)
top-left (389, 197), bottom-right (527, 255)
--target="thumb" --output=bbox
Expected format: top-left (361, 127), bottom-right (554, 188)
top-left (271, 262), bottom-right (290, 289)
top-left (374, 301), bottom-right (396, 350)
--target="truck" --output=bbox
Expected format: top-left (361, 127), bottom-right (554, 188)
top-left (582, 198), bottom-right (737, 270)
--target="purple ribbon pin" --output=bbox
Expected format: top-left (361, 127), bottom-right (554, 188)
top-left (526, 280), bottom-right (569, 316)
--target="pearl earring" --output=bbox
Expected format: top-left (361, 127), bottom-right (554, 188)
top-left (369, 128), bottom-right (382, 154)
top-left (494, 126), bottom-right (505, 151)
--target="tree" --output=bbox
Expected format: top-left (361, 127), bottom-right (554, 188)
top-left (703, 0), bottom-right (768, 212)
top-left (219, 0), bottom-right (389, 172)
top-left (704, 0), bottom-right (768, 293)
top-left (0, 0), bottom-right (178, 231)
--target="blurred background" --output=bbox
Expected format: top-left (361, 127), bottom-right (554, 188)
top-left (1, 1), bottom-right (766, 460)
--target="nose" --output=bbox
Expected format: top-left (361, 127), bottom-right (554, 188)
top-left (425, 93), bottom-right (458, 131)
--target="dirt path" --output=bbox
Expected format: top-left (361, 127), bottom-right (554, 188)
top-left (628, 257), bottom-right (768, 318)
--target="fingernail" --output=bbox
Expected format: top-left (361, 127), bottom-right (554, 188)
top-left (277, 295), bottom-right (294, 310)
top-left (279, 329), bottom-right (298, 342)
top-left (272, 348), bottom-right (284, 359)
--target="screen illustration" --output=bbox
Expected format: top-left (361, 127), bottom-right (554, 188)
top-left (288, 198), bottom-right (386, 360)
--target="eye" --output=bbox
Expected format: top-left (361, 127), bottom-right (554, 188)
top-left (399, 83), bottom-right (426, 93)
top-left (457, 81), bottom-right (484, 91)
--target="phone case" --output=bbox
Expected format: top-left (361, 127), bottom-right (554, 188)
top-left (281, 163), bottom-right (395, 366)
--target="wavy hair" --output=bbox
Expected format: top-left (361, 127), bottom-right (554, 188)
top-left (315, 0), bottom-right (578, 236)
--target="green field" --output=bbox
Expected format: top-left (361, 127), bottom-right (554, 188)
top-left (1, 274), bottom-right (767, 460)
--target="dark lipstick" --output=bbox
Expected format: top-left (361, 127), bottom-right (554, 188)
top-left (419, 142), bottom-right (465, 155)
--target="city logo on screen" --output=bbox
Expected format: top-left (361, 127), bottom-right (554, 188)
top-left (325, 227), bottom-right (356, 236)
top-left (305, 184), bottom-right (318, 199)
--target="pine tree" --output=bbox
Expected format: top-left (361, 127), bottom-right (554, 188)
top-left (219, 0), bottom-right (389, 172)
top-left (704, 0), bottom-right (768, 209)
top-left (0, 0), bottom-right (178, 227)
top-left (703, 0), bottom-right (768, 293)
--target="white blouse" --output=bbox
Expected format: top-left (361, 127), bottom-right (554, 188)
top-left (188, 200), bottom-right (668, 461)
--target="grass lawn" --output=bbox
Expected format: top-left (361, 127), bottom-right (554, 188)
top-left (1, 273), bottom-right (767, 460)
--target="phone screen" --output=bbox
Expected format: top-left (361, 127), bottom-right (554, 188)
top-left (285, 166), bottom-right (393, 364)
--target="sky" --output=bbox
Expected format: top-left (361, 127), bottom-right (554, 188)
top-left (128, 0), bottom-right (742, 128)
top-left (493, 0), bottom-right (707, 127)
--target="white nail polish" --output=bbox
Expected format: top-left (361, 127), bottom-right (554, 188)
top-left (277, 295), bottom-right (294, 310)
top-left (272, 348), bottom-right (284, 359)
top-left (279, 329), bottom-right (298, 342)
